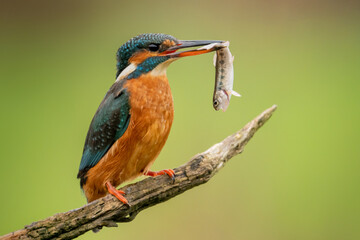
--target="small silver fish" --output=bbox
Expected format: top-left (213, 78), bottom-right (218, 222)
top-left (213, 42), bottom-right (240, 111)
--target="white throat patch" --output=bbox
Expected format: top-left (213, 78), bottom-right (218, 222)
top-left (150, 58), bottom-right (176, 77)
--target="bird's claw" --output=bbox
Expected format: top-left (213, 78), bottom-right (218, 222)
top-left (106, 182), bottom-right (129, 205)
top-left (145, 169), bottom-right (176, 183)
top-left (163, 169), bottom-right (175, 182)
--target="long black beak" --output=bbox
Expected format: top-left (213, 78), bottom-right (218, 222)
top-left (163, 40), bottom-right (225, 57)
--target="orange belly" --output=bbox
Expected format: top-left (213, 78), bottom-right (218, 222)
top-left (82, 73), bottom-right (174, 202)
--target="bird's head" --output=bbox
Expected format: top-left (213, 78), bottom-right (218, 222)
top-left (116, 33), bottom-right (223, 80)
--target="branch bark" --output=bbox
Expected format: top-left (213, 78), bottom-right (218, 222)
top-left (1, 105), bottom-right (277, 240)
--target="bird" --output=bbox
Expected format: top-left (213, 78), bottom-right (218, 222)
top-left (77, 33), bottom-right (222, 204)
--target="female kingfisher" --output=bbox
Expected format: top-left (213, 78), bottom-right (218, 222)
top-left (77, 33), bottom-right (222, 204)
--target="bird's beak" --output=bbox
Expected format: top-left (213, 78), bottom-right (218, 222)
top-left (162, 40), bottom-right (225, 58)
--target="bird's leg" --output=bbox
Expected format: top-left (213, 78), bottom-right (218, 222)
top-left (105, 181), bottom-right (128, 205)
top-left (145, 169), bottom-right (175, 182)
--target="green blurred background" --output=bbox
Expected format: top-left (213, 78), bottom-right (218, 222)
top-left (1, 0), bottom-right (359, 239)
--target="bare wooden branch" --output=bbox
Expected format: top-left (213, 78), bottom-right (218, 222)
top-left (1, 105), bottom-right (277, 240)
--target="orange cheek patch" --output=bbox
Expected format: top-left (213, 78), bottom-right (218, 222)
top-left (129, 51), bottom-right (159, 64)
top-left (129, 39), bottom-right (177, 64)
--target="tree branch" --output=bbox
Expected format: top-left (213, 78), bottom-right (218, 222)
top-left (1, 105), bottom-right (277, 240)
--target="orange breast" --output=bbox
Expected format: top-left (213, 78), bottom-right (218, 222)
top-left (82, 73), bottom-right (174, 202)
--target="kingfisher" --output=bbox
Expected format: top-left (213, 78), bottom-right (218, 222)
top-left (77, 33), bottom-right (222, 204)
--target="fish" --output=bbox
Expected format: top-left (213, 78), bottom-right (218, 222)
top-left (212, 41), bottom-right (240, 111)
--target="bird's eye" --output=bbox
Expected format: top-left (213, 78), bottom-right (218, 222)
top-left (148, 44), bottom-right (160, 52)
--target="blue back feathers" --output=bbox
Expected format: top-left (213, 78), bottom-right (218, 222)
top-left (78, 80), bottom-right (130, 186)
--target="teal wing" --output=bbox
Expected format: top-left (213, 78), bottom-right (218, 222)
top-left (77, 81), bottom-right (130, 186)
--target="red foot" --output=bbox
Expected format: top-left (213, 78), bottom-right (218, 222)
top-left (145, 169), bottom-right (175, 182)
top-left (105, 182), bottom-right (128, 205)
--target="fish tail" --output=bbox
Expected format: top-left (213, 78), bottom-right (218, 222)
top-left (232, 90), bottom-right (241, 97)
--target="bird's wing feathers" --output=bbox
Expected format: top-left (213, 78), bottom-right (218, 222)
top-left (78, 82), bottom-right (131, 174)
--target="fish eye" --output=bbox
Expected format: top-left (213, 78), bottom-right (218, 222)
top-left (148, 44), bottom-right (160, 52)
top-left (213, 100), bottom-right (219, 106)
